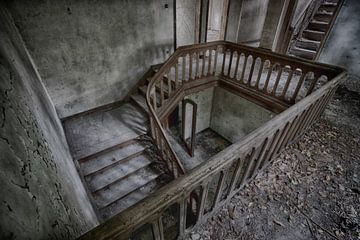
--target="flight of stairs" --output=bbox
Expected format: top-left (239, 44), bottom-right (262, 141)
top-left (289, 0), bottom-right (342, 60)
top-left (63, 71), bottom-right (172, 220)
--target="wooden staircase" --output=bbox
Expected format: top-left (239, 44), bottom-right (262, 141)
top-left (289, 0), bottom-right (343, 60)
top-left (62, 71), bottom-right (172, 221)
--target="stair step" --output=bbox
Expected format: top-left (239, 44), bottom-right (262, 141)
top-left (295, 38), bottom-right (320, 51)
top-left (319, 3), bottom-right (337, 12)
top-left (313, 12), bottom-right (333, 22)
top-left (131, 93), bottom-right (149, 114)
top-left (93, 166), bottom-right (160, 208)
top-left (87, 154), bottom-right (152, 192)
top-left (64, 103), bottom-right (148, 160)
top-left (308, 20), bottom-right (329, 32)
top-left (289, 47), bottom-right (316, 60)
top-left (100, 178), bottom-right (161, 219)
top-left (80, 140), bottom-right (146, 176)
top-left (303, 29), bottom-right (325, 41)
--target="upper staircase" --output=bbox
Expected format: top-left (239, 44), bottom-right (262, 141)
top-left (288, 0), bottom-right (343, 60)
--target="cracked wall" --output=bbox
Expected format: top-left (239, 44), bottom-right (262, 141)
top-left (0, 6), bottom-right (98, 239)
top-left (6, 0), bottom-right (174, 118)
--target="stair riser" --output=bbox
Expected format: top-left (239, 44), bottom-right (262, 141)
top-left (308, 22), bottom-right (329, 32)
top-left (290, 49), bottom-right (315, 60)
top-left (313, 13), bottom-right (332, 22)
top-left (295, 41), bottom-right (319, 51)
top-left (303, 31), bottom-right (324, 41)
top-left (319, 5), bottom-right (336, 12)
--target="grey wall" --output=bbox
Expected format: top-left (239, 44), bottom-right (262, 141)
top-left (226, 0), bottom-right (269, 46)
top-left (183, 88), bottom-right (215, 139)
top-left (176, 0), bottom-right (197, 46)
top-left (6, 0), bottom-right (174, 118)
top-left (319, 0), bottom-right (360, 92)
top-left (0, 6), bottom-right (98, 239)
top-left (210, 88), bottom-right (274, 143)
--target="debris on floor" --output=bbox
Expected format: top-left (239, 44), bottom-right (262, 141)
top-left (185, 87), bottom-right (360, 240)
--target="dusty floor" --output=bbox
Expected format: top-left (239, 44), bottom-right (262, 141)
top-left (186, 86), bottom-right (360, 240)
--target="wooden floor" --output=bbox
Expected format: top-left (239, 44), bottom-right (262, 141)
top-left (63, 101), bottom-right (169, 221)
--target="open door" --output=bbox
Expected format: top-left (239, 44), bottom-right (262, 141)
top-left (181, 99), bottom-right (197, 157)
top-left (206, 0), bottom-right (229, 41)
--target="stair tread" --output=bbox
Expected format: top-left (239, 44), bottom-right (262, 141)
top-left (64, 103), bottom-right (148, 160)
top-left (131, 93), bottom-right (149, 113)
top-left (80, 141), bottom-right (146, 176)
top-left (100, 179), bottom-right (161, 219)
top-left (93, 166), bottom-right (160, 208)
top-left (87, 154), bottom-right (152, 192)
top-left (298, 38), bottom-right (321, 44)
top-left (291, 46), bottom-right (316, 53)
top-left (303, 29), bottom-right (326, 34)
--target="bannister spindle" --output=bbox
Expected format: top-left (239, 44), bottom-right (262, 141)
top-left (240, 55), bottom-right (248, 84)
top-left (207, 50), bottom-right (212, 76)
top-left (280, 68), bottom-right (294, 99)
top-left (221, 48), bottom-right (227, 75)
top-left (247, 56), bottom-right (256, 86)
top-left (160, 77), bottom-right (164, 105)
top-left (195, 52), bottom-right (200, 79)
top-left (189, 53), bottom-right (193, 80)
top-left (167, 71), bottom-right (172, 96)
top-left (263, 62), bottom-right (274, 93)
top-left (202, 51), bottom-right (206, 77)
top-left (239, 148), bottom-right (256, 187)
top-left (213, 170), bottom-right (229, 208)
top-left (228, 158), bottom-right (244, 195)
top-left (213, 48), bottom-right (218, 75)
top-left (182, 56), bottom-right (186, 81)
top-left (254, 59), bottom-right (264, 89)
top-left (227, 51), bottom-right (234, 76)
top-left (175, 62), bottom-right (179, 89)
top-left (288, 109), bottom-right (308, 143)
top-left (277, 116), bottom-right (299, 152)
top-left (233, 52), bottom-right (241, 80)
top-left (260, 130), bottom-right (280, 169)
top-left (197, 182), bottom-right (209, 221)
top-left (251, 138), bottom-right (270, 176)
top-left (179, 198), bottom-right (187, 238)
top-left (306, 73), bottom-right (320, 96)
top-left (291, 72), bottom-right (306, 102)
top-left (271, 66), bottom-right (283, 96)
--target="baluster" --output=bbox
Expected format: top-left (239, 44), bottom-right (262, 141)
top-left (233, 52), bottom-right (241, 80)
top-left (228, 158), bottom-right (244, 195)
top-left (182, 56), bottom-right (186, 81)
top-left (281, 68), bottom-right (294, 99)
top-left (189, 53), bottom-right (193, 80)
top-left (175, 62), bottom-right (179, 89)
top-left (291, 72), bottom-right (306, 102)
top-left (213, 48), bottom-right (218, 75)
top-left (152, 217), bottom-right (164, 240)
top-left (263, 62), bottom-right (274, 93)
top-left (288, 109), bottom-right (307, 143)
top-left (227, 51), bottom-right (234, 76)
top-left (152, 90), bottom-right (157, 111)
top-left (195, 52), bottom-right (200, 79)
top-left (271, 66), bottom-right (283, 96)
top-left (197, 182), bottom-right (209, 221)
top-left (251, 138), bottom-right (270, 176)
top-left (239, 148), bottom-right (256, 188)
top-left (240, 55), bottom-right (248, 84)
top-left (268, 123), bottom-right (290, 162)
top-left (247, 56), bottom-right (256, 86)
top-left (160, 77), bottom-right (164, 105)
top-left (260, 130), bottom-right (280, 169)
top-left (202, 51), bottom-right (206, 77)
top-left (254, 59), bottom-right (264, 89)
top-left (277, 116), bottom-right (299, 152)
top-left (167, 70), bottom-right (172, 96)
top-left (221, 48), bottom-right (227, 75)
top-left (213, 170), bottom-right (229, 208)
top-left (306, 73), bottom-right (320, 96)
top-left (207, 49), bottom-right (212, 76)
top-left (179, 198), bottom-right (187, 238)
top-left (273, 122), bottom-right (292, 156)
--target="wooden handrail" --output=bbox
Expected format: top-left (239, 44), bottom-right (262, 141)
top-left (79, 41), bottom-right (346, 240)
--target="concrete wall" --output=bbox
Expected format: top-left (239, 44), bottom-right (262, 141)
top-left (183, 88), bottom-right (215, 139)
top-left (210, 88), bottom-right (274, 143)
top-left (319, 0), bottom-right (360, 93)
top-left (0, 6), bottom-right (98, 239)
top-left (176, 0), bottom-right (198, 47)
top-left (6, 0), bottom-right (174, 118)
top-left (226, 0), bottom-right (269, 46)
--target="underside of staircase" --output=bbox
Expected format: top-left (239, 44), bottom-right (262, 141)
top-left (289, 0), bottom-right (343, 60)
top-left (62, 65), bottom-right (172, 221)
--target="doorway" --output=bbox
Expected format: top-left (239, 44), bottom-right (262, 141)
top-left (206, 0), bottom-right (229, 42)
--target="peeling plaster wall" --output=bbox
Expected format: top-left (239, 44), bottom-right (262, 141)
top-left (6, 0), bottom-right (174, 118)
top-left (319, 0), bottom-right (360, 93)
top-left (0, 6), bottom-right (98, 239)
top-left (210, 88), bottom-right (274, 143)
